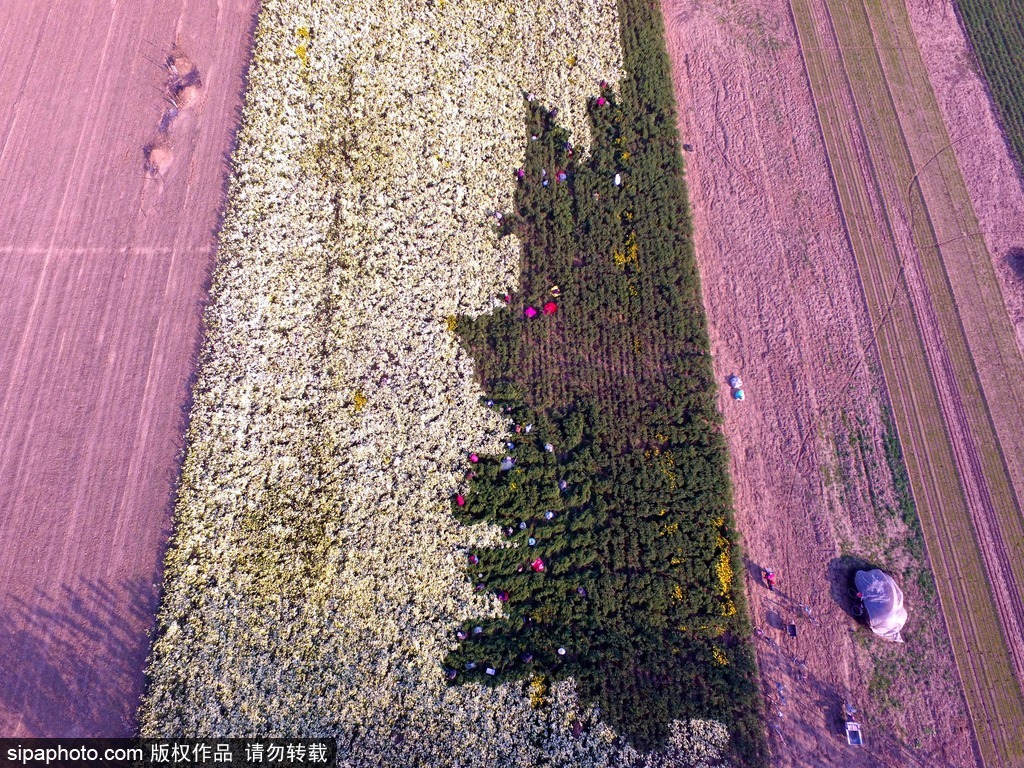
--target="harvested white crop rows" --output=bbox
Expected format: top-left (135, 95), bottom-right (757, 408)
top-left (140, 0), bottom-right (728, 764)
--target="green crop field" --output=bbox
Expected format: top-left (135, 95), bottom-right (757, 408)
top-left (957, 0), bottom-right (1024, 169)
top-left (449, 0), bottom-right (765, 761)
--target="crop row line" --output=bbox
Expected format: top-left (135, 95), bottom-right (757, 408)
top-left (836, 0), bottom-right (1024, 695)
top-left (789, 0), bottom-right (1024, 763)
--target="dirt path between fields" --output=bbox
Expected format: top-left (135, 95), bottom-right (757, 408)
top-left (0, 0), bottom-right (258, 736)
top-left (661, 0), bottom-right (979, 765)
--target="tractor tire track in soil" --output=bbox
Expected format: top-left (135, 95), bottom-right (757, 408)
top-left (789, 0), bottom-right (1024, 763)
top-left (0, 0), bottom-right (258, 736)
top-left (662, 1), bottom-right (977, 765)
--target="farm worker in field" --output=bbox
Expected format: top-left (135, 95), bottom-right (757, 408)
top-left (456, 494), bottom-right (465, 507)
top-left (469, 453), bottom-right (479, 463)
top-left (597, 96), bottom-right (607, 106)
top-left (543, 302), bottom-right (558, 315)
top-left (765, 570), bottom-right (777, 590)
top-left (532, 557), bottom-right (545, 572)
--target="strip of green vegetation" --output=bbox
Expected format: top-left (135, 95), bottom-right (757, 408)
top-left (956, 0), bottom-right (1024, 169)
top-left (880, 404), bottom-right (926, 566)
top-left (446, 1), bottom-right (765, 762)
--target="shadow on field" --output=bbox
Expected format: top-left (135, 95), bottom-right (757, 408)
top-left (0, 577), bottom-right (157, 736)
top-left (742, 555), bottom-right (767, 587)
top-left (751, 609), bottom-right (934, 768)
top-left (827, 556), bottom-right (875, 624)
top-left (1007, 247), bottom-right (1024, 281)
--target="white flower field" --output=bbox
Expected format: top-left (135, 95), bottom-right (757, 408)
top-left (140, 0), bottom-right (734, 764)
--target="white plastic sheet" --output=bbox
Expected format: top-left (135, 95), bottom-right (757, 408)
top-left (855, 569), bottom-right (907, 642)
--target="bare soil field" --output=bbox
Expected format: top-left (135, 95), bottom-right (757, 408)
top-left (0, 0), bottom-right (257, 736)
top-left (661, 0), bottom-right (983, 765)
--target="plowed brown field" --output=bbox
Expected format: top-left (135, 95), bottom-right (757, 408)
top-left (0, 0), bottom-right (257, 736)
top-left (663, 0), bottom-right (1024, 765)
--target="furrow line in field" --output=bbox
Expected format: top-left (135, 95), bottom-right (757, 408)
top-left (865, 0), bottom-right (1024, 625)
top-left (789, 0), bottom-right (1024, 763)
top-left (840, 0), bottom-right (1024, 677)
top-left (833, 0), bottom-right (1024, 732)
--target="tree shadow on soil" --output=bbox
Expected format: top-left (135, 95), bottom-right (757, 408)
top-left (827, 556), bottom-right (875, 624)
top-left (0, 576), bottom-right (157, 736)
top-left (1007, 247), bottom-right (1024, 281)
